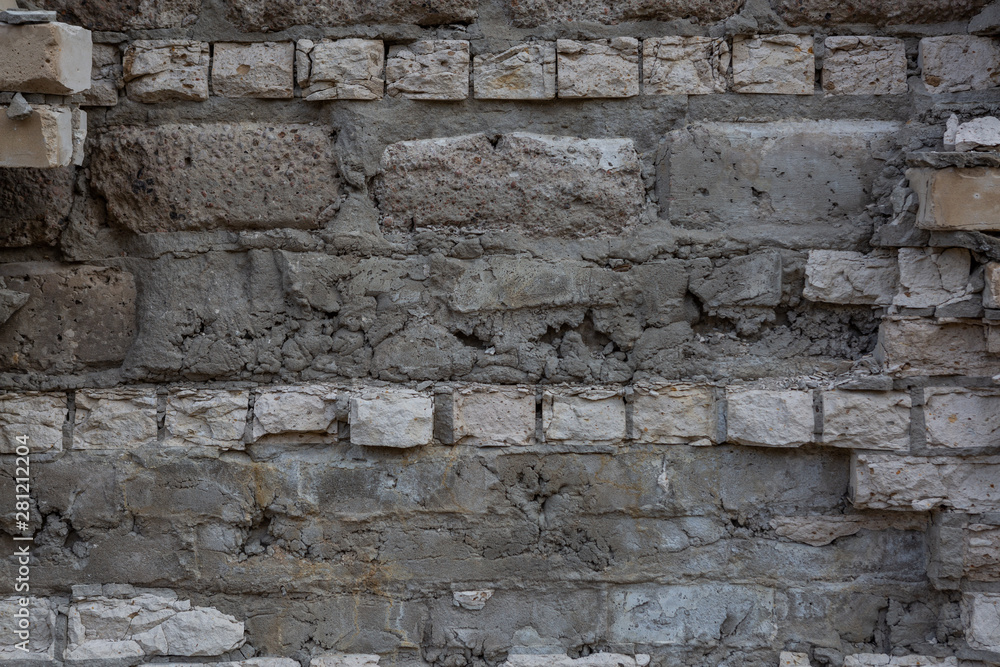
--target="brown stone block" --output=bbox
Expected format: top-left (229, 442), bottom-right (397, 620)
top-left (909, 167), bottom-right (1000, 232)
top-left (0, 166), bottom-right (74, 247)
top-left (773, 0), bottom-right (989, 26)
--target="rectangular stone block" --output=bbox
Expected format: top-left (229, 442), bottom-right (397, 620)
top-left (0, 104), bottom-right (73, 168)
top-left (211, 42), bottom-right (294, 98)
top-left (0, 597), bottom-right (58, 661)
top-left (375, 133), bottom-right (643, 238)
top-left (963, 593), bottom-right (1000, 652)
top-left (773, 0), bottom-right (988, 26)
top-left (296, 38), bottom-right (384, 101)
top-left (821, 390), bottom-right (910, 451)
top-left (876, 319), bottom-right (1000, 377)
top-left (221, 0), bottom-right (476, 31)
top-left (920, 35), bottom-right (1000, 94)
top-left (732, 35), bottom-right (814, 95)
top-left (966, 523), bottom-right (1000, 581)
top-left (542, 389), bottom-right (626, 443)
top-left (451, 386), bottom-right (535, 446)
top-left (73, 388), bottom-right (157, 449)
top-left (909, 167), bottom-right (1000, 232)
top-left (632, 384), bottom-right (717, 445)
top-left (32, 0), bottom-right (200, 30)
top-left (822, 36), bottom-right (907, 95)
top-left (893, 248), bottom-right (971, 308)
top-left (726, 388), bottom-right (814, 448)
top-left (350, 388), bottom-right (433, 448)
top-left (250, 385), bottom-right (337, 443)
top-left (81, 43), bottom-right (122, 106)
top-left (803, 250), bottom-right (899, 305)
top-left (165, 389), bottom-right (249, 449)
top-left (771, 513), bottom-right (926, 547)
top-left (386, 40), bottom-right (469, 100)
top-left (987, 263), bottom-right (1000, 308)
top-left (0, 392), bottom-right (66, 454)
top-left (643, 36), bottom-right (729, 95)
top-left (123, 39), bottom-right (209, 102)
top-left (557, 38), bottom-right (638, 98)
top-left (0, 22), bottom-right (92, 94)
top-left (473, 43), bottom-right (555, 100)
top-left (505, 0), bottom-right (742, 27)
top-left (688, 251), bottom-right (782, 309)
top-left (851, 453), bottom-right (1000, 511)
top-left (844, 656), bottom-right (957, 667)
top-left (924, 388), bottom-right (1000, 449)
top-left (91, 124), bottom-right (339, 233)
top-left (0, 167), bottom-right (74, 247)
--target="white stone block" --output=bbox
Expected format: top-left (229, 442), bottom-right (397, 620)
top-left (0, 22), bottom-right (92, 94)
top-left (311, 654), bottom-right (381, 667)
top-left (732, 35), bottom-right (814, 95)
top-left (73, 388), bottom-right (157, 450)
top-left (124, 39), bottom-right (209, 103)
top-left (251, 385), bottom-right (337, 443)
top-left (452, 386), bottom-right (535, 446)
top-left (955, 116), bottom-right (1000, 152)
top-left (502, 654), bottom-right (650, 667)
top-left (453, 589), bottom-right (494, 610)
top-left (779, 652), bottom-right (812, 667)
top-left (297, 38), bottom-right (384, 101)
top-left (543, 389), bottom-right (626, 442)
top-left (211, 42), bottom-right (294, 98)
top-left (165, 389), bottom-right (249, 449)
top-left (0, 104), bottom-right (74, 168)
top-left (632, 385), bottom-right (717, 445)
top-left (803, 250), bottom-right (899, 305)
top-left (822, 36), bottom-right (906, 96)
top-left (557, 38), bottom-right (639, 98)
top-left (350, 389), bottom-right (433, 448)
top-left (924, 388), bottom-right (1000, 449)
top-left (0, 597), bottom-right (58, 661)
top-left (386, 40), bottom-right (469, 100)
top-left (985, 263), bottom-right (1000, 309)
top-left (642, 36), bottom-right (729, 95)
top-left (474, 43), bottom-right (556, 100)
top-left (920, 35), bottom-right (1000, 94)
top-left (726, 389), bottom-right (814, 447)
top-left (963, 593), bottom-right (1000, 652)
top-left (0, 392), bottom-right (65, 454)
top-left (822, 391), bottom-right (910, 451)
top-left (851, 453), bottom-right (1000, 512)
top-left (844, 656), bottom-right (957, 667)
top-left (893, 247), bottom-right (971, 308)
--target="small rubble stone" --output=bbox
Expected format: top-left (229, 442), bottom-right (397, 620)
top-left (6, 92), bottom-right (31, 120)
top-left (732, 35), bottom-right (814, 95)
top-left (955, 116), bottom-right (1000, 151)
top-left (726, 389), bottom-right (814, 448)
top-left (962, 593), bottom-right (1000, 652)
top-left (543, 389), bottom-right (626, 442)
top-left (632, 385), bottom-right (717, 445)
top-left (924, 388), bottom-right (1000, 449)
top-left (920, 35), bottom-right (1000, 94)
top-left (821, 391), bottom-right (910, 451)
top-left (642, 36), bottom-right (729, 95)
top-left (453, 590), bottom-right (494, 611)
top-left (557, 38), bottom-right (639, 98)
top-left (350, 389), bottom-right (433, 448)
top-left (386, 40), bottom-right (469, 101)
top-left (165, 389), bottom-right (249, 449)
top-left (893, 247), bottom-right (972, 309)
top-left (452, 386), bottom-right (535, 446)
top-left (851, 453), bottom-right (1000, 511)
top-left (803, 250), bottom-right (899, 305)
top-left (0, 21), bottom-right (92, 94)
top-left (0, 104), bottom-right (73, 168)
top-left (81, 43), bottom-right (122, 106)
top-left (909, 167), bottom-right (1000, 232)
top-left (211, 42), bottom-right (294, 98)
top-left (822, 36), bottom-right (907, 95)
top-left (311, 654), bottom-right (381, 667)
top-left (0, 392), bottom-right (65, 454)
top-left (474, 43), bottom-right (555, 100)
top-left (123, 39), bottom-right (209, 103)
top-left (296, 38), bottom-right (384, 101)
top-left (0, 598), bottom-right (58, 661)
top-left (251, 385), bottom-right (337, 443)
top-left (73, 389), bottom-right (158, 450)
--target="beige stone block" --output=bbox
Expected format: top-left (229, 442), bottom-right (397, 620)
top-left (81, 43), bottom-right (122, 106)
top-left (851, 453), bottom-right (1000, 511)
top-left (803, 250), bottom-right (898, 305)
top-left (779, 653), bottom-right (812, 667)
top-left (350, 388), bottom-right (433, 448)
top-left (954, 116), bottom-right (1000, 152)
top-left (0, 104), bottom-right (73, 168)
top-left (165, 389), bottom-right (249, 449)
top-left (844, 656), bottom-right (957, 667)
top-left (0, 392), bottom-right (65, 454)
top-left (543, 389), bottom-right (626, 442)
top-left (0, 22), bottom-right (92, 94)
top-left (251, 385), bottom-right (337, 443)
top-left (474, 43), bottom-right (556, 100)
top-left (296, 38), bottom-right (384, 101)
top-left (212, 41), bottom-right (294, 98)
top-left (452, 386), bottom-right (535, 446)
top-left (732, 35), bottom-right (814, 95)
top-left (632, 385), bottom-right (717, 445)
top-left (963, 593), bottom-right (1000, 652)
top-left (985, 263), bottom-right (1000, 308)
top-left (876, 319), bottom-right (1000, 377)
top-left (909, 167), bottom-right (1000, 232)
top-left (893, 247), bottom-right (971, 308)
top-left (920, 35), bottom-right (1000, 94)
top-left (726, 388), bottom-right (814, 447)
top-left (123, 39), bottom-right (209, 102)
top-left (924, 388), bottom-right (1000, 449)
top-left (73, 388), bottom-right (157, 449)
top-left (821, 390), bottom-right (910, 451)
top-left (557, 38), bottom-right (639, 98)
top-left (386, 40), bottom-right (469, 101)
top-left (822, 36), bottom-right (907, 95)
top-left (643, 36), bottom-right (729, 95)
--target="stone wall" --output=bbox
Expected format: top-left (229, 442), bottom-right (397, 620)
top-left (2, 0), bottom-right (1000, 665)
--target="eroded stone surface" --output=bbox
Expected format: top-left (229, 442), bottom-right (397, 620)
top-left (296, 38), bottom-right (384, 101)
top-left (505, 0), bottom-right (743, 26)
top-left (474, 43), bottom-right (555, 100)
top-left (165, 389), bottom-right (249, 449)
top-left (223, 0), bottom-right (476, 31)
top-left (643, 37), bottom-right (729, 96)
top-left (633, 385), bottom-right (717, 445)
top-left (312, 654), bottom-right (381, 667)
top-left (732, 35), bottom-right (814, 95)
top-left (962, 593), bottom-right (1000, 652)
top-left (0, 392), bottom-right (65, 454)
top-left (804, 250), bottom-right (899, 305)
top-left (74, 389), bottom-right (158, 450)
top-left (877, 319), bottom-right (1000, 376)
top-left (909, 167), bottom-right (1000, 232)
top-left (774, 0), bottom-right (989, 25)
top-left (211, 42), bottom-right (294, 99)
top-left (726, 389), bottom-right (814, 448)
top-left (0, 22), bottom-right (92, 94)
top-left (350, 388), bottom-right (433, 448)
top-left (893, 248), bottom-right (972, 309)
top-left (689, 252), bottom-right (782, 309)
top-left (851, 454), bottom-right (1000, 511)
top-left (821, 391), bottom-right (910, 451)
top-left (386, 40), bottom-right (469, 101)
top-left (954, 116), bottom-right (1000, 152)
top-left (251, 385), bottom-right (337, 443)
top-left (0, 104), bottom-right (74, 168)
top-left (924, 388), bottom-right (1000, 449)
top-left (81, 43), bottom-right (123, 106)
top-left (843, 656), bottom-right (957, 666)
top-left (771, 513), bottom-right (926, 547)
top-left (33, 0), bottom-right (200, 30)
top-left (452, 386), bottom-right (536, 446)
top-left (502, 654), bottom-right (650, 667)
top-left (0, 167), bottom-right (74, 247)
top-left (543, 389), bottom-right (626, 442)
top-left (123, 40), bottom-right (209, 102)
top-left (557, 38), bottom-right (638, 98)
top-left (823, 37), bottom-right (907, 96)
top-left (0, 598), bottom-right (58, 661)
top-left (920, 35), bottom-right (1000, 94)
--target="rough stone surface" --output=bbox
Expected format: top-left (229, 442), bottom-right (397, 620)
top-left (0, 104), bottom-right (74, 168)
top-left (0, 598), bottom-right (58, 661)
top-left (222, 0), bottom-right (476, 31)
top-left (821, 391), bottom-right (910, 451)
top-left (0, 21), bottom-right (91, 94)
top-left (920, 36), bottom-right (1000, 94)
top-left (375, 133), bottom-right (643, 237)
top-left (502, 654), bottom-right (650, 667)
top-left (165, 389), bottom-right (249, 449)
top-left (877, 319), bottom-right (1000, 376)
top-left (632, 385), bottom-right (717, 445)
top-left (386, 41), bottom-right (469, 101)
top-left (296, 39), bottom-right (384, 101)
top-left (909, 167), bottom-right (1000, 232)
top-left (0, 167), bottom-right (74, 247)
top-left (312, 654), bottom-right (380, 667)
top-left (90, 124), bottom-right (339, 233)
top-left (643, 37), bottom-right (729, 96)
top-left (732, 35), bottom-right (814, 95)
top-left (852, 454), bottom-right (1000, 511)
top-left (773, 0), bottom-right (989, 25)
top-left (893, 248), bottom-right (972, 309)
top-left (823, 37), bottom-right (907, 96)
top-left (451, 386), bottom-right (536, 446)
top-left (505, 0), bottom-right (743, 26)
top-left (453, 590), bottom-right (494, 611)
top-left (843, 656), bottom-right (957, 667)
top-left (689, 251), bottom-right (782, 309)
top-left (963, 593), bottom-right (1000, 652)
top-left (349, 388), bottom-right (433, 448)
top-left (211, 42), bottom-right (294, 99)
top-left (803, 250), bottom-right (899, 305)
top-left (123, 40), bottom-right (209, 103)
top-left (771, 513), bottom-right (926, 547)
top-left (986, 263), bottom-right (1000, 308)
top-left (543, 389), bottom-right (626, 442)
top-left (0, 392), bottom-right (65, 454)
top-left (251, 385), bottom-right (337, 443)
top-left (474, 43), bottom-right (555, 100)
top-left (81, 43), bottom-right (123, 106)
top-left (952, 116), bottom-right (1000, 152)
top-left (557, 39), bottom-right (639, 99)
top-left (32, 0), bottom-right (200, 30)
top-left (923, 388), bottom-right (1000, 449)
top-left (726, 389), bottom-right (814, 447)
top-left (780, 653), bottom-right (811, 667)
top-left (73, 389), bottom-right (158, 450)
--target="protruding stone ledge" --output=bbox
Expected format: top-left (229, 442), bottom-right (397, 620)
top-left (908, 166), bottom-right (1000, 232)
top-left (0, 21), bottom-right (92, 94)
top-left (851, 453), bottom-right (1000, 512)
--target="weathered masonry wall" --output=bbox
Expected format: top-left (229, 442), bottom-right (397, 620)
top-left (2, 0), bottom-right (1000, 666)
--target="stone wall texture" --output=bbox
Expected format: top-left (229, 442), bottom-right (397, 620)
top-left (2, 1), bottom-right (1000, 667)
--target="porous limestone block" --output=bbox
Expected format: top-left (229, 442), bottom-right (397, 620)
top-left (732, 35), bottom-right (814, 95)
top-left (557, 38), bottom-right (639, 98)
top-left (877, 319), bottom-right (1000, 377)
top-left (986, 263), bottom-right (1000, 308)
top-left (924, 388), bottom-right (1000, 449)
top-left (632, 385), bottom-right (717, 445)
top-left (453, 590), bottom-right (494, 611)
top-left (452, 386), bottom-right (535, 446)
top-left (893, 247), bottom-right (971, 308)
top-left (30, 0), bottom-right (199, 30)
top-left (851, 453), bottom-right (1000, 511)
top-left (543, 389), bottom-right (626, 443)
top-left (821, 391), bottom-right (911, 451)
top-left (296, 38), bottom-right (384, 101)
top-left (73, 389), bottom-right (157, 450)
top-left (0, 392), bottom-right (65, 454)
top-left (0, 22), bottom-right (92, 94)
top-left (311, 655), bottom-right (381, 667)
top-left (963, 593), bottom-right (1000, 652)
top-left (350, 389), bottom-right (433, 448)
top-left (222, 0), bottom-right (476, 31)
top-left (688, 251), bottom-right (783, 309)
top-left (920, 35), bottom-right (1000, 94)
top-left (502, 654), bottom-right (651, 667)
top-left (0, 597), bottom-right (58, 661)
top-left (779, 653), bottom-right (812, 667)
top-left (474, 43), bottom-right (555, 100)
top-left (165, 389), bottom-right (249, 449)
top-left (123, 39), bottom-right (209, 102)
top-left (642, 36), bottom-right (729, 95)
top-left (726, 389), bottom-right (814, 448)
top-left (966, 523), bottom-right (1000, 581)
top-left (386, 40), bottom-right (469, 100)
top-left (211, 42), bottom-right (294, 98)
top-left (909, 167), bottom-right (1000, 232)
top-left (955, 116), bottom-right (1000, 152)
top-left (507, 0), bottom-right (740, 26)
top-left (0, 167), bottom-right (74, 247)
top-left (251, 385), bottom-right (337, 443)
top-left (843, 656), bottom-right (957, 666)
top-left (81, 43), bottom-right (122, 106)
top-left (773, 0), bottom-right (988, 26)
top-left (822, 36), bottom-right (907, 95)
top-left (0, 104), bottom-right (73, 168)
top-left (771, 513), bottom-right (926, 547)
top-left (803, 250), bottom-right (899, 305)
